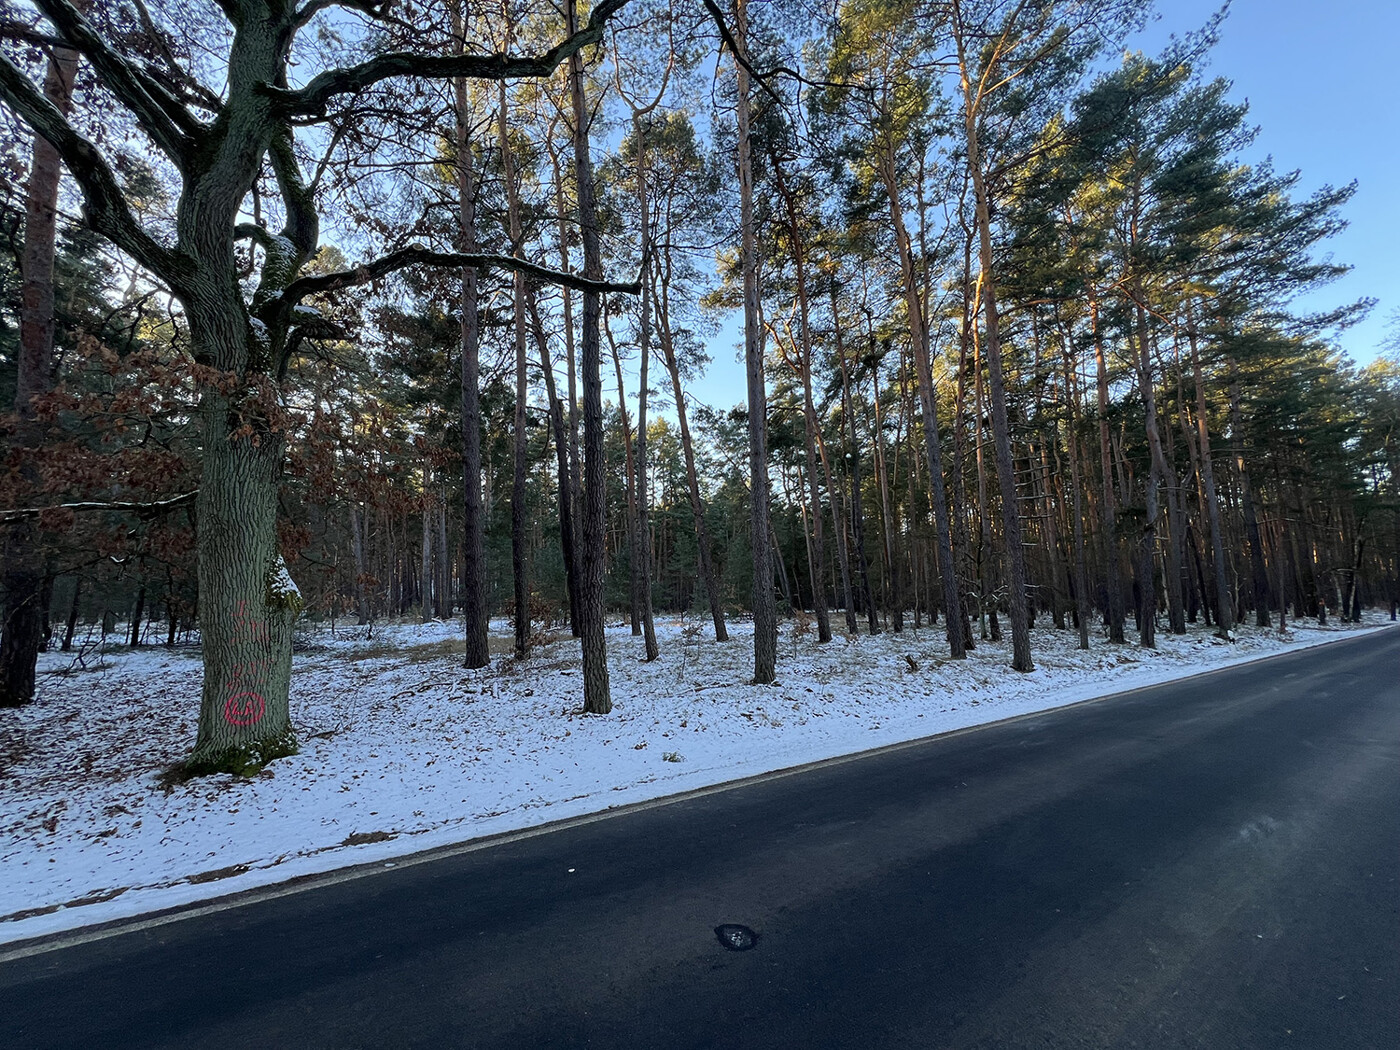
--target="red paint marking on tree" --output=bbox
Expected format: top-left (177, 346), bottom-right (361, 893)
top-left (232, 599), bottom-right (268, 644)
top-left (223, 692), bottom-right (266, 726)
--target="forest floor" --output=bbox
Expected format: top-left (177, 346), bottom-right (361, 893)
top-left (2, 607), bottom-right (1395, 946)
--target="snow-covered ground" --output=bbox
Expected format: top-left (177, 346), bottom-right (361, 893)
top-left (3, 609), bottom-right (1393, 945)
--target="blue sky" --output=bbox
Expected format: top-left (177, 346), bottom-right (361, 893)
top-left (1127, 0), bottom-right (1399, 366)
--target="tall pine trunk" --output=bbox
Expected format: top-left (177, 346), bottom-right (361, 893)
top-left (1088, 288), bottom-right (1125, 642)
top-left (874, 146), bottom-right (963, 658)
top-left (656, 270), bottom-right (727, 641)
top-left (733, 0), bottom-right (775, 683)
top-left (500, 79), bottom-right (530, 660)
top-left (527, 290), bottom-right (583, 638)
top-left (956, 40), bottom-right (1032, 672)
top-left (772, 158), bottom-right (831, 643)
top-left (0, 26), bottom-right (79, 707)
top-left (452, 2), bottom-right (489, 669)
top-left (569, 0), bottom-right (612, 712)
top-left (836, 296), bottom-right (878, 634)
top-left (1187, 321), bottom-right (1233, 637)
top-left (1227, 358), bottom-right (1271, 626)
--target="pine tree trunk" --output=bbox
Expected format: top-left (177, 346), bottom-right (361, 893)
top-left (835, 299), bottom-right (878, 635)
top-left (1089, 288), bottom-right (1125, 642)
top-left (824, 298), bottom-right (858, 635)
top-left (772, 159), bottom-right (831, 643)
top-left (874, 148), bottom-right (964, 657)
top-left (1132, 293), bottom-right (1183, 641)
top-left (632, 213), bottom-right (659, 661)
top-left (130, 574), bottom-right (146, 648)
top-left (870, 357), bottom-right (901, 633)
top-left (0, 29), bottom-right (79, 707)
top-left (528, 290), bottom-right (583, 637)
top-left (1188, 323), bottom-right (1233, 636)
top-left (435, 501), bottom-right (450, 618)
top-left (958, 90), bottom-right (1031, 671)
top-left (451, 5), bottom-right (489, 668)
top-left (420, 466), bottom-right (434, 623)
top-left (951, 268), bottom-right (977, 650)
top-left (569, 0), bottom-right (612, 712)
top-left (973, 325), bottom-right (999, 642)
top-left (547, 139), bottom-right (584, 586)
top-left (62, 576), bottom-right (80, 652)
top-left (733, 0), bottom-right (775, 683)
top-left (1061, 343), bottom-right (1091, 649)
top-left (350, 503), bottom-right (369, 625)
top-left (1227, 359), bottom-right (1270, 626)
top-left (607, 312), bottom-right (644, 637)
top-left (499, 79), bottom-right (531, 660)
top-left (658, 276), bottom-right (727, 641)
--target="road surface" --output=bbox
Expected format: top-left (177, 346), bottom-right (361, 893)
top-left (3, 630), bottom-right (1396, 1048)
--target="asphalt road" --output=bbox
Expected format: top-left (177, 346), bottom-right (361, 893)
top-left (3, 630), bottom-right (1397, 1049)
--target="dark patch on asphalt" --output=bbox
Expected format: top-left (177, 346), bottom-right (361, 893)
top-left (715, 924), bottom-right (758, 951)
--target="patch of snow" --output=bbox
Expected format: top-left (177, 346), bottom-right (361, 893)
top-left (268, 557), bottom-right (300, 601)
top-left (1, 612), bottom-right (1393, 945)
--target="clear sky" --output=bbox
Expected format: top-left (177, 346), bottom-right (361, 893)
top-left (1126, 0), bottom-right (1399, 366)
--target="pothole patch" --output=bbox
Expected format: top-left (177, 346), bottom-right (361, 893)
top-left (715, 923), bottom-right (758, 951)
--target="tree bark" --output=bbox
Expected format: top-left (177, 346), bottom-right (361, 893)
top-left (569, 0), bottom-right (612, 712)
top-left (1088, 285), bottom-right (1126, 642)
top-left (656, 269), bottom-right (727, 641)
top-left (733, 0), bottom-right (775, 683)
top-left (500, 78), bottom-right (531, 660)
top-left (1187, 320), bottom-right (1233, 636)
top-left (62, 576), bottom-right (80, 652)
top-left (421, 464), bottom-right (434, 623)
top-left (836, 299), bottom-right (878, 634)
top-left (452, 0), bottom-right (489, 669)
top-left (0, 24), bottom-right (80, 707)
top-left (826, 295), bottom-right (860, 635)
top-left (771, 157), bottom-right (831, 643)
top-left (435, 500), bottom-right (450, 618)
top-left (873, 148), bottom-right (962, 655)
top-left (954, 28), bottom-right (1032, 671)
top-left (630, 132), bottom-right (659, 660)
top-left (605, 309), bottom-right (644, 636)
top-left (527, 289), bottom-right (583, 638)
top-left (187, 397), bottom-right (299, 775)
top-left (1227, 358), bottom-right (1270, 626)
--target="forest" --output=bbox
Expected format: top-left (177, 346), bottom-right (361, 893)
top-left (1, 0), bottom-right (1397, 778)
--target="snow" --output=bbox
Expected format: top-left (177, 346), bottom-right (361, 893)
top-left (268, 556), bottom-right (301, 601)
top-left (1, 611), bottom-right (1393, 946)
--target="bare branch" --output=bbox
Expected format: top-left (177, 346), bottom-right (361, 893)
top-left (275, 0), bottom-right (633, 115)
top-left (700, 0), bottom-right (867, 100)
top-left (0, 54), bottom-right (181, 284)
top-left (0, 20), bottom-right (69, 50)
top-left (281, 245), bottom-right (644, 303)
top-left (235, 222), bottom-right (277, 251)
top-left (1, 491), bottom-right (198, 524)
top-left (32, 0), bottom-right (198, 166)
top-left (293, 0), bottom-right (393, 31)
